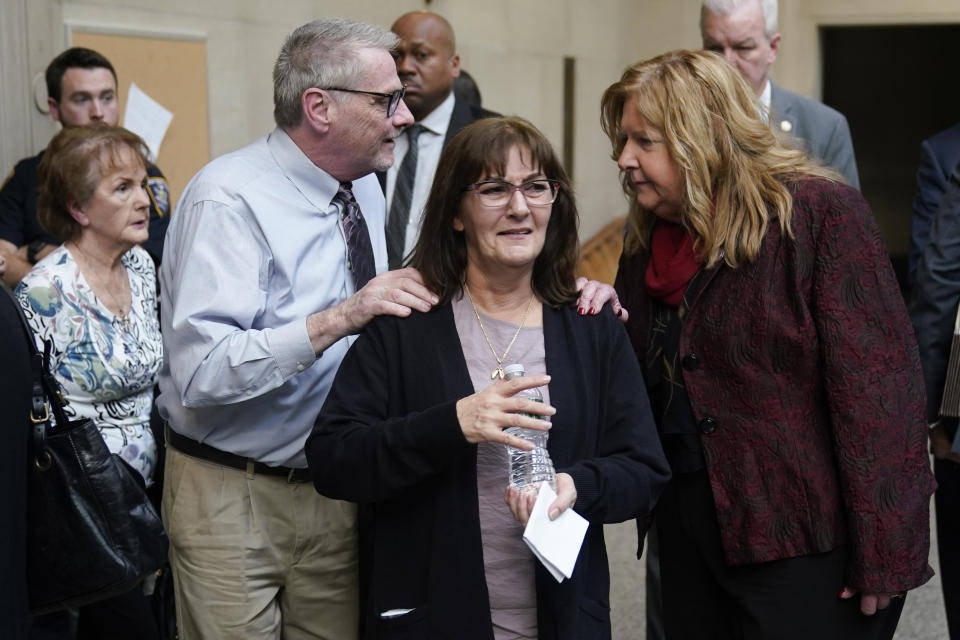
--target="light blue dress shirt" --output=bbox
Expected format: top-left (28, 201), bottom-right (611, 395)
top-left (157, 128), bottom-right (387, 467)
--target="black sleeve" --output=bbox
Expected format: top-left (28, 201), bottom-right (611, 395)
top-left (0, 286), bottom-right (32, 638)
top-left (909, 161), bottom-right (960, 420)
top-left (563, 311), bottom-right (670, 523)
top-left (306, 317), bottom-right (471, 503)
top-left (142, 163), bottom-right (171, 264)
top-left (0, 155), bottom-right (47, 247)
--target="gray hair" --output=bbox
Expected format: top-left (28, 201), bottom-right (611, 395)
top-left (701, 0), bottom-right (778, 38)
top-left (273, 17), bottom-right (398, 129)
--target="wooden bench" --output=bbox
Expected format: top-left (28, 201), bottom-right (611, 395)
top-left (576, 216), bottom-right (626, 286)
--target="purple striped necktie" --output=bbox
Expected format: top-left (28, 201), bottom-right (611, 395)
top-left (334, 182), bottom-right (376, 290)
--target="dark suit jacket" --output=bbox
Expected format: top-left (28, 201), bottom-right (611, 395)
top-left (442, 98), bottom-right (499, 146)
top-left (909, 122), bottom-right (960, 286)
top-left (770, 83), bottom-right (860, 189)
top-left (306, 303), bottom-right (669, 640)
top-left (910, 161), bottom-right (960, 420)
top-left (376, 96), bottom-right (499, 191)
top-left (615, 178), bottom-right (933, 593)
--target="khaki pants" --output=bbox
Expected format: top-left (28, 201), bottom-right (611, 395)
top-left (162, 447), bottom-right (358, 640)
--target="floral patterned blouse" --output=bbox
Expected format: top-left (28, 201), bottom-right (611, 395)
top-left (16, 245), bottom-right (163, 485)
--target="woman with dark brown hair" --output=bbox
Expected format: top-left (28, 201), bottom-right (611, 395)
top-left (603, 49), bottom-right (933, 639)
top-left (306, 116), bottom-right (668, 639)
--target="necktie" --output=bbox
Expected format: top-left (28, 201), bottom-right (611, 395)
top-left (334, 182), bottom-right (376, 291)
top-left (386, 123), bottom-right (426, 269)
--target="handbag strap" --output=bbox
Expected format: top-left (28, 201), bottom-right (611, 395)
top-left (1, 284), bottom-right (70, 447)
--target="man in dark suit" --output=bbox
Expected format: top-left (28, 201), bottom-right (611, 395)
top-left (910, 161), bottom-right (960, 639)
top-left (909, 122), bottom-right (960, 287)
top-left (700, 0), bottom-right (860, 189)
top-left (382, 11), bottom-right (497, 269)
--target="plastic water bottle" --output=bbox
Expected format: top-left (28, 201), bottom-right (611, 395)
top-left (503, 363), bottom-right (556, 494)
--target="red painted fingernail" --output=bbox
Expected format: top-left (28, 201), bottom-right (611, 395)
top-left (616, 308), bottom-right (623, 316)
top-left (578, 308), bottom-right (585, 315)
top-left (837, 590), bottom-right (846, 599)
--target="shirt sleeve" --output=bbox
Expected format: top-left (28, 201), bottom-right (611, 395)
top-left (161, 199), bottom-right (317, 408)
top-left (14, 266), bottom-right (67, 388)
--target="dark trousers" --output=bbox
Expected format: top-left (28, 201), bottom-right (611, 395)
top-left (657, 470), bottom-right (904, 640)
top-left (644, 528), bottom-right (665, 640)
top-left (30, 585), bottom-right (160, 640)
top-left (935, 455), bottom-right (960, 639)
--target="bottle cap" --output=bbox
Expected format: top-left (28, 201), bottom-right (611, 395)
top-left (503, 363), bottom-right (525, 377)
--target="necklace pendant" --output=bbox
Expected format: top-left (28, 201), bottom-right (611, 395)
top-left (492, 367), bottom-right (504, 380)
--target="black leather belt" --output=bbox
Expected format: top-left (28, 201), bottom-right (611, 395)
top-left (165, 426), bottom-right (312, 484)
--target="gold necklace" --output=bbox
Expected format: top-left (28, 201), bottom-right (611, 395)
top-left (70, 241), bottom-right (131, 324)
top-left (463, 284), bottom-right (535, 380)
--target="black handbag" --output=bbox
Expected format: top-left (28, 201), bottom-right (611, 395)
top-left (6, 285), bottom-right (169, 615)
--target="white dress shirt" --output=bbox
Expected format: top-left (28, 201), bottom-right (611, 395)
top-left (760, 79), bottom-right (772, 122)
top-left (157, 128), bottom-right (387, 467)
top-left (385, 91), bottom-right (455, 260)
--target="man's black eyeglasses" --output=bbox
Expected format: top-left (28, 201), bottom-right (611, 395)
top-left (323, 86), bottom-right (406, 117)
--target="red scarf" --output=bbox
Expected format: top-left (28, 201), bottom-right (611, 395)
top-left (645, 222), bottom-right (700, 307)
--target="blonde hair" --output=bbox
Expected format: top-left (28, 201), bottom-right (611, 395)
top-left (600, 49), bottom-right (839, 268)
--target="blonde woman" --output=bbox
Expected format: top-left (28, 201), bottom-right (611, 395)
top-left (604, 50), bottom-right (933, 639)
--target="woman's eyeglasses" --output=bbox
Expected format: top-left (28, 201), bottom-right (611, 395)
top-left (463, 179), bottom-right (560, 208)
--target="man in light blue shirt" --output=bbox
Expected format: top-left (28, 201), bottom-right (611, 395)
top-left (157, 18), bottom-right (435, 639)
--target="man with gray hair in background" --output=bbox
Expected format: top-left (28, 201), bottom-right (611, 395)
top-left (701, 0), bottom-right (860, 188)
top-left (157, 18), bottom-right (436, 639)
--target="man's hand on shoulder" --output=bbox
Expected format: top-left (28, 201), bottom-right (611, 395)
top-left (305, 267), bottom-right (439, 354)
top-left (338, 267), bottom-right (438, 331)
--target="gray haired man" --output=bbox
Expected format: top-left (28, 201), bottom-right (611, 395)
top-left (157, 18), bottom-right (436, 639)
top-left (700, 0), bottom-right (860, 188)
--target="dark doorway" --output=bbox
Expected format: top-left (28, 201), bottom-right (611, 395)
top-left (821, 24), bottom-right (960, 298)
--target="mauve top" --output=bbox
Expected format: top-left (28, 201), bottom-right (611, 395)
top-left (452, 292), bottom-right (548, 640)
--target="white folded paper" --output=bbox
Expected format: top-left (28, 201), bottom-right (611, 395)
top-left (522, 483), bottom-right (589, 583)
top-left (123, 83), bottom-right (173, 162)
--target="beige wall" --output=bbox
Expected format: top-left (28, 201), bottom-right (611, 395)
top-left (4, 0), bottom-right (649, 240)
top-left (2, 0), bottom-right (959, 241)
top-left (1, 0), bottom-right (66, 174)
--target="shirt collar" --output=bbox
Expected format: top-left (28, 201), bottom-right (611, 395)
top-left (418, 91), bottom-right (456, 137)
top-left (266, 127), bottom-right (341, 213)
top-left (759, 79), bottom-right (772, 121)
